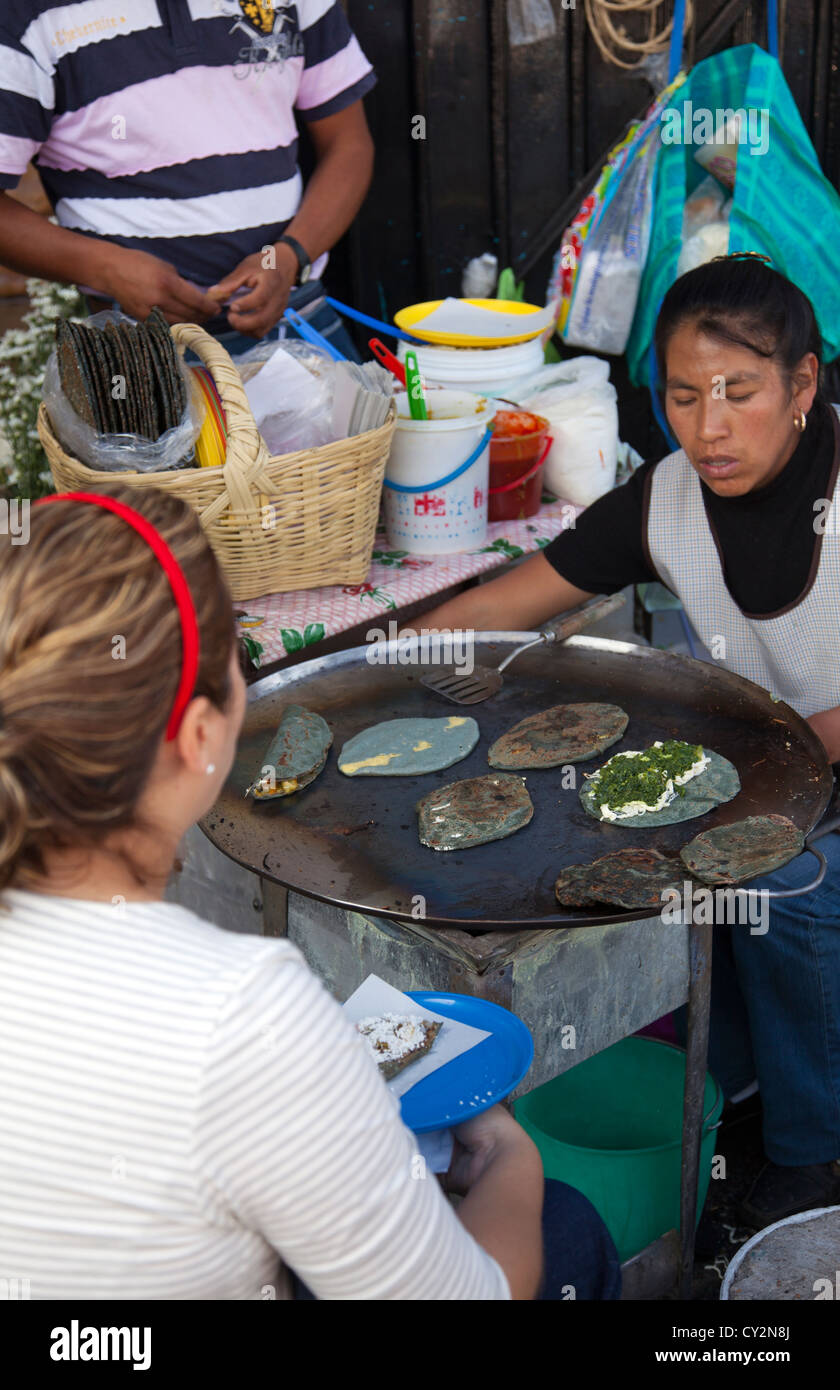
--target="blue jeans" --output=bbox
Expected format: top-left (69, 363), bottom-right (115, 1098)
top-left (675, 829), bottom-right (840, 1166)
top-left (290, 1178), bottom-right (622, 1301)
top-left (537, 1178), bottom-right (622, 1300)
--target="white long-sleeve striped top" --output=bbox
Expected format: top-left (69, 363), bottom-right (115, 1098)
top-left (0, 889), bottom-right (509, 1300)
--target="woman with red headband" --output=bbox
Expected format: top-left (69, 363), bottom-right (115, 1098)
top-left (0, 484), bottom-right (619, 1301)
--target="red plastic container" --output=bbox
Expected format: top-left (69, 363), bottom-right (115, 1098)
top-left (488, 409), bottom-right (552, 522)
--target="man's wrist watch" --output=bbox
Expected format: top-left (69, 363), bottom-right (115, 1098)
top-left (277, 234), bottom-right (312, 286)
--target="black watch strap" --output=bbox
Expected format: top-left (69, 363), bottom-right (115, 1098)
top-left (278, 234), bottom-right (311, 285)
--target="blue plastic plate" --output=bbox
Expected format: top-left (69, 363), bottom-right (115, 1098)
top-left (398, 991), bottom-right (534, 1134)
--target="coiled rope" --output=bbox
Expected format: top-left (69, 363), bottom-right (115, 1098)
top-left (584, 0), bottom-right (694, 70)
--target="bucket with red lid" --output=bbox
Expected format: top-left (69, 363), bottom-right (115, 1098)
top-left (488, 409), bottom-right (552, 522)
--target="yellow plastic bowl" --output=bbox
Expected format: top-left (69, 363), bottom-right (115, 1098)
top-left (394, 298), bottom-right (549, 347)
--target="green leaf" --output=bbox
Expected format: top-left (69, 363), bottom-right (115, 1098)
top-left (484, 536), bottom-right (523, 559)
top-left (281, 628), bottom-right (305, 653)
top-left (242, 636), bottom-right (264, 666)
top-left (303, 622), bottom-right (325, 646)
top-left (372, 549), bottom-right (410, 567)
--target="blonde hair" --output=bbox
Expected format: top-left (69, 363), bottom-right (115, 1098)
top-left (0, 483), bottom-right (235, 893)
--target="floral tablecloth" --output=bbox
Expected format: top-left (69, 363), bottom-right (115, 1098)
top-left (235, 497), bottom-right (581, 668)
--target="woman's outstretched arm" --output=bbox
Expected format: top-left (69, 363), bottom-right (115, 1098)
top-left (417, 551), bottom-right (595, 634)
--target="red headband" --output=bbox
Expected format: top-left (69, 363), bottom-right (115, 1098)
top-left (33, 491), bottom-right (200, 741)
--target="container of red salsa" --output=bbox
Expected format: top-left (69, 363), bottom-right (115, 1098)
top-left (488, 409), bottom-right (552, 522)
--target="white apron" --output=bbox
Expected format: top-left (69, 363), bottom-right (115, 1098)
top-left (644, 406), bottom-right (840, 717)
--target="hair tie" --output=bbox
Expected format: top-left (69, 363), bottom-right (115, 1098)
top-left (710, 251), bottom-right (773, 266)
top-left (33, 492), bottom-right (200, 741)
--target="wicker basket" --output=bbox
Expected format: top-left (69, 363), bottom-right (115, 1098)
top-left (37, 321), bottom-right (396, 601)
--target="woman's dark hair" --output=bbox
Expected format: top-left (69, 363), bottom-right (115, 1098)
top-left (654, 257), bottom-right (823, 398)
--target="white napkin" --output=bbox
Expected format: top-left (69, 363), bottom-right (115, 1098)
top-left (410, 296), bottom-right (554, 340)
top-left (344, 974), bottom-right (491, 1174)
top-left (242, 345), bottom-right (321, 427)
top-left (415, 1128), bottom-right (455, 1174)
top-left (342, 973), bottom-right (489, 1100)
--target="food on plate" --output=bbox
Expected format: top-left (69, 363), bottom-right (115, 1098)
top-left (356, 1013), bottom-right (443, 1080)
top-left (417, 771), bottom-right (534, 850)
top-left (580, 739), bottom-right (741, 827)
top-left (246, 704), bottom-right (333, 799)
top-left (338, 715), bottom-right (479, 776)
top-left (680, 814), bottom-right (805, 885)
top-left (554, 847), bottom-right (691, 910)
top-left (487, 701), bottom-right (629, 769)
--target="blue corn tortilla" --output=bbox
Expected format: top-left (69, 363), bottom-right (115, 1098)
top-left (247, 704), bottom-right (333, 799)
top-left (680, 814), bottom-right (805, 884)
top-left (418, 772), bottom-right (534, 851)
top-left (339, 715), bottom-right (479, 776)
top-left (579, 748), bottom-right (741, 827)
top-left (488, 702), bottom-right (629, 769)
top-left (555, 847), bottom-right (692, 909)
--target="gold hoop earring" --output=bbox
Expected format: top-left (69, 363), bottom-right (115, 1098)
top-left (794, 408), bottom-right (807, 433)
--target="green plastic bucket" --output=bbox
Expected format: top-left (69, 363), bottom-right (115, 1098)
top-left (513, 1037), bottom-right (723, 1263)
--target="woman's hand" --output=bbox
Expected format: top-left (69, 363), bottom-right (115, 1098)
top-left (807, 706), bottom-right (840, 764)
top-left (100, 246), bottom-right (220, 324)
top-left (207, 246), bottom-right (298, 340)
top-left (444, 1104), bottom-right (544, 1299)
top-left (443, 1104), bottom-right (535, 1197)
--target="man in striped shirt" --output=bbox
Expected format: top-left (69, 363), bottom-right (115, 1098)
top-left (0, 1), bottom-right (376, 344)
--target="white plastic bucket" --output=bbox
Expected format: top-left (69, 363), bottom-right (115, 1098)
top-left (383, 389), bottom-right (494, 555)
top-left (397, 338), bottom-right (544, 396)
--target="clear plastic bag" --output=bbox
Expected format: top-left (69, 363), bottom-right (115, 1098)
top-left (233, 336), bottom-right (334, 382)
top-left (506, 0), bottom-right (557, 47)
top-left (522, 357), bottom-right (619, 506)
top-left (43, 309), bottom-right (200, 473)
top-left (234, 338), bottom-right (337, 455)
top-left (563, 132), bottom-right (659, 356)
top-left (681, 174), bottom-right (727, 239)
top-left (676, 175), bottom-right (731, 275)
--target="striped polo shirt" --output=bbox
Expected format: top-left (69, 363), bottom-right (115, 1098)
top-left (0, 888), bottom-right (510, 1300)
top-left (0, 1), bottom-right (376, 286)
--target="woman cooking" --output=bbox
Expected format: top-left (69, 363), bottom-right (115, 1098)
top-left (419, 255), bottom-right (840, 1227)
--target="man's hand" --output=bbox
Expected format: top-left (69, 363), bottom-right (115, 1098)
top-left (207, 245), bottom-right (298, 340)
top-left (807, 707), bottom-right (840, 764)
top-left (100, 246), bottom-right (221, 324)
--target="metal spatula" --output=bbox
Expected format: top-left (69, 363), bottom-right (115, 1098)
top-left (419, 594), bottom-right (626, 705)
